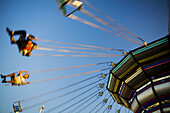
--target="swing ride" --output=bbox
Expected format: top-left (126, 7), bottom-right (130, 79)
top-left (107, 35), bottom-right (170, 113)
top-left (0, 0), bottom-right (169, 113)
top-left (56, 0), bottom-right (83, 17)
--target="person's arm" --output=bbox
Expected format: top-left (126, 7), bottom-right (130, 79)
top-left (18, 71), bottom-right (28, 74)
top-left (27, 34), bottom-right (38, 41)
top-left (21, 81), bottom-right (31, 85)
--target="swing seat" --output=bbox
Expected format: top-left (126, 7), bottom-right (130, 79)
top-left (13, 101), bottom-right (22, 112)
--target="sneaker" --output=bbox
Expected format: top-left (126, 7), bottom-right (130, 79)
top-left (1, 74), bottom-right (4, 78)
top-left (6, 27), bottom-right (13, 37)
top-left (6, 27), bottom-right (11, 32)
top-left (2, 78), bottom-right (7, 83)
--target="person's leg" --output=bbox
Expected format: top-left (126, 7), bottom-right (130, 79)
top-left (6, 73), bottom-right (16, 77)
top-left (2, 78), bottom-right (6, 83)
top-left (6, 81), bottom-right (15, 83)
top-left (13, 104), bottom-right (16, 112)
top-left (6, 27), bottom-right (14, 37)
top-left (6, 27), bottom-right (16, 44)
top-left (1, 73), bottom-right (15, 79)
top-left (6, 28), bottom-right (26, 43)
top-left (12, 30), bottom-right (26, 37)
top-left (1, 74), bottom-right (5, 78)
top-left (1, 74), bottom-right (6, 83)
top-left (16, 31), bottom-right (27, 52)
top-left (14, 30), bottom-right (26, 42)
top-left (1, 73), bottom-right (16, 83)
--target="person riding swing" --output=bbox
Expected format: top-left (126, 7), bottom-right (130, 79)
top-left (1, 71), bottom-right (30, 86)
top-left (6, 27), bottom-right (38, 56)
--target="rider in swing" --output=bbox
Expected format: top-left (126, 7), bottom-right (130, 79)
top-left (6, 27), bottom-right (38, 57)
top-left (1, 71), bottom-right (30, 86)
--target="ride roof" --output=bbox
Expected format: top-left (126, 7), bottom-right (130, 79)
top-left (107, 34), bottom-right (170, 113)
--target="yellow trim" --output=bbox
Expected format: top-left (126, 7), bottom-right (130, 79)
top-left (139, 50), bottom-right (169, 63)
top-left (119, 63), bottom-right (138, 79)
top-left (136, 81), bottom-right (151, 92)
top-left (145, 102), bottom-right (159, 111)
top-left (113, 94), bottom-right (121, 103)
top-left (134, 78), bottom-right (149, 89)
top-left (152, 75), bottom-right (170, 82)
top-left (125, 67), bottom-right (142, 83)
top-left (110, 93), bottom-right (116, 101)
top-left (114, 79), bottom-right (120, 92)
top-left (136, 67), bottom-right (142, 71)
top-left (120, 103), bottom-right (132, 110)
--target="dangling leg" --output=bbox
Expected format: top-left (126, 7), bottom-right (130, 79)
top-left (6, 27), bottom-right (16, 44)
top-left (6, 27), bottom-right (14, 37)
top-left (1, 74), bottom-right (5, 78)
top-left (1, 78), bottom-right (6, 83)
top-left (5, 73), bottom-right (16, 77)
top-left (6, 81), bottom-right (15, 83)
top-left (14, 30), bottom-right (26, 42)
top-left (15, 31), bottom-right (27, 53)
top-left (1, 73), bottom-right (16, 83)
top-left (1, 74), bottom-right (6, 83)
top-left (6, 27), bottom-right (26, 44)
top-left (3, 73), bottom-right (16, 85)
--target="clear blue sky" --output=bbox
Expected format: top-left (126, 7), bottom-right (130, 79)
top-left (0, 0), bottom-right (168, 113)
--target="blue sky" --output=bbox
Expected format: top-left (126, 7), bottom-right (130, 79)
top-left (0, 0), bottom-right (168, 113)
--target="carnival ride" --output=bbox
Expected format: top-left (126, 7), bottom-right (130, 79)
top-left (107, 35), bottom-right (170, 113)
top-left (1, 0), bottom-right (169, 113)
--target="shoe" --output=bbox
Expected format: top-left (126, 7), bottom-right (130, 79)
top-left (6, 27), bottom-right (13, 37)
top-left (1, 74), bottom-right (4, 78)
top-left (6, 27), bottom-right (10, 32)
top-left (2, 78), bottom-right (7, 83)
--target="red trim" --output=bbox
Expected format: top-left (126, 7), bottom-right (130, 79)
top-left (120, 84), bottom-right (126, 96)
top-left (144, 60), bottom-right (169, 70)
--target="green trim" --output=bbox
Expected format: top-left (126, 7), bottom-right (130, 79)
top-left (107, 73), bottom-right (112, 89)
top-left (133, 38), bottom-right (168, 55)
top-left (112, 54), bottom-right (132, 73)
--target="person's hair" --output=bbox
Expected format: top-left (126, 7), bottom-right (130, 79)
top-left (24, 74), bottom-right (29, 79)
